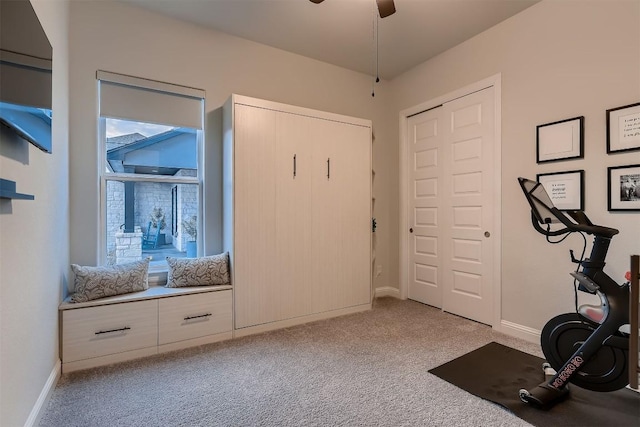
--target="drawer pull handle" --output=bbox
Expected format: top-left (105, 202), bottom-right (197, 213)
top-left (95, 326), bottom-right (131, 335)
top-left (184, 313), bottom-right (212, 321)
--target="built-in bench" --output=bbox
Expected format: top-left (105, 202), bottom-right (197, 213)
top-left (59, 284), bottom-right (232, 373)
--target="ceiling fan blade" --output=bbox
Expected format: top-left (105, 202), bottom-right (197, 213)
top-left (376, 0), bottom-right (396, 18)
top-left (309, 0), bottom-right (325, 4)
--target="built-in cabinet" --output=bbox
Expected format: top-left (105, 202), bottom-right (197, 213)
top-left (223, 95), bottom-right (372, 331)
top-left (58, 95), bottom-right (372, 373)
top-left (59, 286), bottom-right (232, 373)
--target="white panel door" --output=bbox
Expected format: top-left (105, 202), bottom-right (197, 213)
top-left (311, 118), bottom-right (371, 313)
top-left (233, 104), bottom-right (278, 329)
top-left (441, 87), bottom-right (495, 324)
top-left (407, 107), bottom-right (444, 308)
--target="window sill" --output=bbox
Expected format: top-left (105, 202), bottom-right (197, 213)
top-left (148, 265), bottom-right (168, 286)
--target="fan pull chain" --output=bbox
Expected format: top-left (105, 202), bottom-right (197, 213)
top-left (376, 13), bottom-right (380, 83)
top-left (372, 9), bottom-right (381, 97)
top-left (372, 3), bottom-right (377, 97)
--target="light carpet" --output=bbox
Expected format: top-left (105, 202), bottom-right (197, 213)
top-left (40, 297), bottom-right (545, 427)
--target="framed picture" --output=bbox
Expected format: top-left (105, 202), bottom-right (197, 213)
top-left (608, 164), bottom-right (640, 211)
top-left (536, 116), bottom-right (584, 163)
top-left (537, 170), bottom-right (584, 211)
top-left (606, 102), bottom-right (640, 154)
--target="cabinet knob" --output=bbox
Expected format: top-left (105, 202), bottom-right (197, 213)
top-left (409, 228), bottom-right (413, 233)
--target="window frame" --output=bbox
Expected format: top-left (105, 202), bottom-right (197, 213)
top-left (96, 73), bottom-right (205, 279)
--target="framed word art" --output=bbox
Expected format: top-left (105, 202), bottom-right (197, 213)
top-left (537, 170), bottom-right (584, 211)
top-left (606, 102), bottom-right (640, 154)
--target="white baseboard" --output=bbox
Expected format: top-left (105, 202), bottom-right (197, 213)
top-left (25, 359), bottom-right (61, 427)
top-left (500, 320), bottom-right (541, 344)
top-left (374, 286), bottom-right (401, 299)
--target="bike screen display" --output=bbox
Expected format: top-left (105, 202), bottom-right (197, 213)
top-left (519, 178), bottom-right (561, 224)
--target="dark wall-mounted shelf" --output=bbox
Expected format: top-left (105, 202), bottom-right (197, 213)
top-left (0, 179), bottom-right (34, 200)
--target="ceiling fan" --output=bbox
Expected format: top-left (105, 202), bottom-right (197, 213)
top-left (309, 0), bottom-right (396, 19)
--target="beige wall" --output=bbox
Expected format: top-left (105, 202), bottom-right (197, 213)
top-left (4, 1), bottom-right (639, 423)
top-left (391, 0), bottom-right (640, 331)
top-left (68, 1), bottom-right (396, 292)
top-left (0, 1), bottom-right (70, 426)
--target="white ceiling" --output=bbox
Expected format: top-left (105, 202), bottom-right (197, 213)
top-left (121, 0), bottom-right (540, 80)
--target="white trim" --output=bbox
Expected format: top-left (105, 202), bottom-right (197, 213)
top-left (104, 173), bottom-right (199, 185)
top-left (492, 78), bottom-right (503, 330)
top-left (398, 74), bottom-right (502, 327)
top-left (24, 359), bottom-right (61, 427)
top-left (374, 286), bottom-right (401, 299)
top-left (627, 384), bottom-right (640, 393)
top-left (500, 320), bottom-right (541, 344)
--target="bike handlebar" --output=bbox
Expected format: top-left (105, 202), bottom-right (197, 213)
top-left (530, 212), bottom-right (571, 236)
top-left (530, 209), bottom-right (619, 238)
top-left (519, 177), bottom-right (619, 239)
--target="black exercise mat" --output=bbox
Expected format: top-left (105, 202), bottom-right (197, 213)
top-left (429, 342), bottom-right (640, 427)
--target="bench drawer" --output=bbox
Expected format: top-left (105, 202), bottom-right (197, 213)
top-left (158, 290), bottom-right (232, 345)
top-left (62, 299), bottom-right (158, 363)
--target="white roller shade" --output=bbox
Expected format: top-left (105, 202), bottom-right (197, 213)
top-left (98, 70), bottom-right (204, 130)
top-left (0, 51), bottom-right (52, 109)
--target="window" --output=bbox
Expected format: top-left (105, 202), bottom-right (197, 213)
top-left (98, 71), bottom-right (205, 273)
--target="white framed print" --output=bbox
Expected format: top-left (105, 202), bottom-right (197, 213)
top-left (608, 164), bottom-right (640, 211)
top-left (607, 102), bottom-right (640, 154)
top-left (536, 116), bottom-right (584, 163)
top-left (537, 170), bottom-right (584, 211)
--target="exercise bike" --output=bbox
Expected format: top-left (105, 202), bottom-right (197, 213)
top-left (517, 177), bottom-right (630, 408)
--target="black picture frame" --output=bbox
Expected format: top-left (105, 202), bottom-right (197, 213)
top-left (536, 169), bottom-right (584, 211)
top-left (536, 116), bottom-right (584, 164)
top-left (606, 102), bottom-right (640, 154)
top-left (608, 164), bottom-right (640, 211)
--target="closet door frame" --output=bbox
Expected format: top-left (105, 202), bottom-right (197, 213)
top-left (398, 74), bottom-right (503, 331)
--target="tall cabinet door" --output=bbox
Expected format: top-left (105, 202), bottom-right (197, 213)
top-left (336, 122), bottom-right (371, 307)
top-left (311, 119), bottom-right (371, 313)
top-left (274, 112), bottom-right (313, 320)
top-left (229, 96), bottom-right (372, 330)
top-left (233, 104), bottom-right (278, 329)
